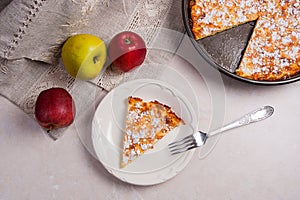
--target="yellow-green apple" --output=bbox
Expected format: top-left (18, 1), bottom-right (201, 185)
top-left (34, 88), bottom-right (76, 132)
top-left (108, 31), bottom-right (146, 72)
top-left (61, 34), bottom-right (106, 80)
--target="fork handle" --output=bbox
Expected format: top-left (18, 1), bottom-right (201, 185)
top-left (207, 105), bottom-right (274, 138)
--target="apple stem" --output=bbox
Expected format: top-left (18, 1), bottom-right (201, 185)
top-left (46, 126), bottom-right (58, 141)
top-left (124, 38), bottom-right (131, 45)
top-left (93, 55), bottom-right (100, 64)
top-left (47, 126), bottom-right (53, 133)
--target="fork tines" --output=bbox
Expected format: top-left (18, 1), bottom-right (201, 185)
top-left (168, 133), bottom-right (197, 155)
top-left (168, 131), bottom-right (207, 155)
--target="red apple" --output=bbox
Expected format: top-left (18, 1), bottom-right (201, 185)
top-left (34, 88), bottom-right (76, 132)
top-left (108, 31), bottom-right (146, 72)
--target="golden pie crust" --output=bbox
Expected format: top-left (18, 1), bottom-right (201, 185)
top-left (121, 96), bottom-right (184, 168)
top-left (190, 0), bottom-right (300, 81)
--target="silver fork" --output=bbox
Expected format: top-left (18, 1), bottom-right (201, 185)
top-left (168, 105), bottom-right (274, 155)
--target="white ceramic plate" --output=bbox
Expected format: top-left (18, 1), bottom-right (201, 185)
top-left (92, 79), bottom-right (197, 185)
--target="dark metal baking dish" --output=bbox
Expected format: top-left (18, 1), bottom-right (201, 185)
top-left (182, 0), bottom-right (300, 85)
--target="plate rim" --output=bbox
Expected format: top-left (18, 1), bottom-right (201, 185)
top-left (91, 78), bottom-right (197, 185)
top-left (181, 0), bottom-right (300, 85)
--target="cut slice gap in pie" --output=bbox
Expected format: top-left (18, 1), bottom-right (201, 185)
top-left (121, 96), bottom-right (184, 168)
top-left (190, 0), bottom-right (300, 80)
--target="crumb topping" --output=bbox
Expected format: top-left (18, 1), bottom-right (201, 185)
top-left (190, 0), bottom-right (300, 80)
top-left (121, 97), bottom-right (184, 168)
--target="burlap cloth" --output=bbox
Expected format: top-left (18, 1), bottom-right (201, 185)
top-left (0, 0), bottom-right (186, 140)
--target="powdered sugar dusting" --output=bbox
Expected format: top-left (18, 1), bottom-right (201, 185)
top-left (191, 0), bottom-right (300, 80)
top-left (237, 17), bottom-right (300, 80)
top-left (121, 97), bottom-right (183, 168)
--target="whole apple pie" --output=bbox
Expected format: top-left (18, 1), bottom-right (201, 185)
top-left (190, 0), bottom-right (300, 81)
top-left (121, 96), bottom-right (184, 168)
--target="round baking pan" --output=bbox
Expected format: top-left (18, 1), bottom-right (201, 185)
top-left (182, 0), bottom-right (300, 85)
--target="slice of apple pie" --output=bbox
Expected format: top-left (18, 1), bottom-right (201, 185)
top-left (121, 96), bottom-right (184, 168)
